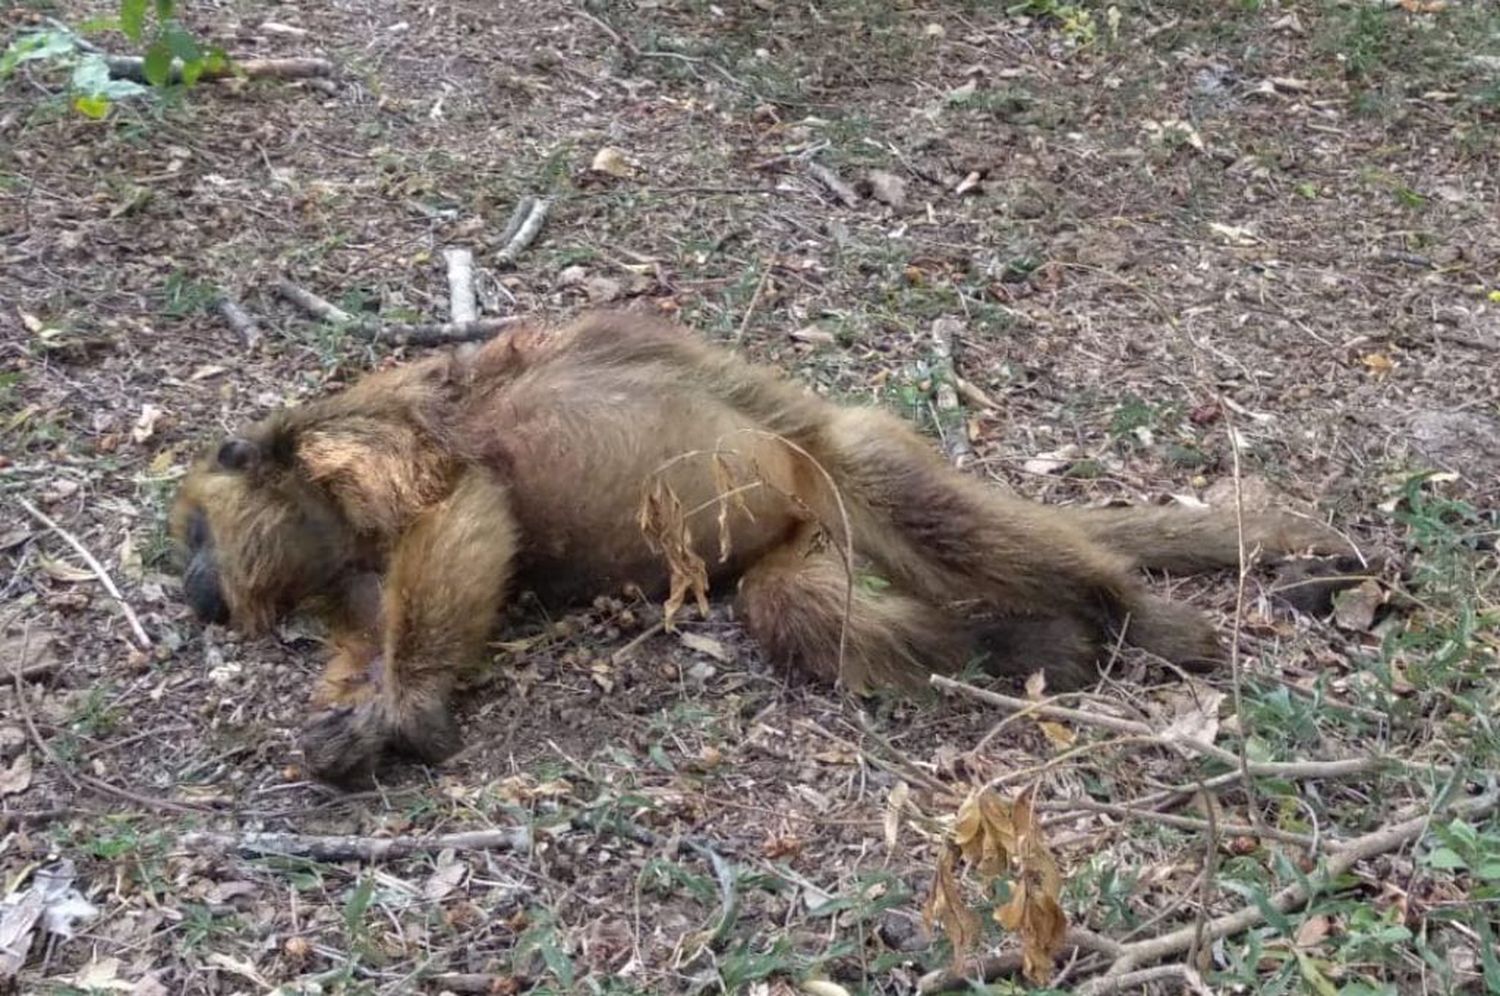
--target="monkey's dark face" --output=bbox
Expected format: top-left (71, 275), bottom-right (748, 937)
top-left (170, 433), bottom-right (353, 635)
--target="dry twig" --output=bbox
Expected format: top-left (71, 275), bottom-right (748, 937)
top-left (215, 295), bottom-right (262, 350)
top-left (17, 498), bottom-right (150, 650)
top-left (183, 827), bottom-right (531, 862)
top-left (274, 278), bottom-right (520, 345)
top-left (105, 55), bottom-right (335, 84)
top-left (930, 317), bottom-right (974, 465)
top-left (496, 197), bottom-right (551, 266)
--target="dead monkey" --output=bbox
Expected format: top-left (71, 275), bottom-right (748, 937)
top-left (170, 311), bottom-right (1350, 786)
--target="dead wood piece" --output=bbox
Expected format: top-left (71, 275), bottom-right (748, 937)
top-left (183, 827), bottom-right (531, 862)
top-left (807, 160), bottom-right (860, 207)
top-left (496, 196), bottom-right (537, 247)
top-left (443, 248), bottom-right (478, 324)
top-left (17, 498), bottom-right (150, 650)
top-left (496, 197), bottom-right (551, 266)
top-left (930, 317), bottom-right (973, 465)
top-left (273, 278), bottom-right (353, 324)
top-left (215, 295), bottom-right (262, 349)
top-left (105, 55), bottom-right (335, 85)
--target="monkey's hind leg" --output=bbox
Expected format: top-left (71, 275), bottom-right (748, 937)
top-left (299, 471), bottom-right (517, 786)
top-left (735, 525), bottom-right (976, 693)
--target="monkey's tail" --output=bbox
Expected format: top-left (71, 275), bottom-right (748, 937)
top-left (1056, 505), bottom-right (1353, 573)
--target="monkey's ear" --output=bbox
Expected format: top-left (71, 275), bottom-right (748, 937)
top-left (216, 438), bottom-right (261, 472)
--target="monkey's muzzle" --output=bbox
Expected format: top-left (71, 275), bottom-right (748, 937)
top-left (183, 555), bottom-right (231, 625)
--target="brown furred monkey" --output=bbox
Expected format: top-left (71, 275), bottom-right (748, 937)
top-left (170, 311), bottom-right (1349, 786)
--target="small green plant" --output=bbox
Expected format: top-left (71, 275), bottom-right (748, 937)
top-left (0, 1), bottom-right (223, 118)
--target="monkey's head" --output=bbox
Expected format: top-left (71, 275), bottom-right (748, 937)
top-left (169, 423), bottom-right (356, 636)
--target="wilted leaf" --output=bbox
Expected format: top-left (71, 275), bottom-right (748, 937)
top-left (131, 404), bottom-right (164, 444)
top-left (953, 788), bottom-right (1016, 877)
top-left (923, 844), bottom-right (981, 966)
top-left (679, 631), bottom-right (730, 661)
top-left (994, 789), bottom-right (1066, 985)
top-left (0, 753), bottom-right (31, 797)
top-left (38, 555), bottom-right (95, 583)
top-left (638, 478), bottom-right (710, 629)
top-left (1036, 721), bottom-right (1076, 749)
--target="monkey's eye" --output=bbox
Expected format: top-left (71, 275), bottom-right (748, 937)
top-left (186, 509), bottom-right (211, 550)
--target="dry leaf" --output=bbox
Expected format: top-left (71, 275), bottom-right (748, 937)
top-left (590, 146), bottom-right (633, 178)
top-left (1360, 353), bottom-right (1396, 377)
top-left (131, 404), bottom-right (164, 445)
top-left (994, 789), bottom-right (1066, 984)
top-left (117, 532), bottom-right (143, 583)
top-left (923, 844), bottom-right (982, 965)
top-left (790, 324), bottom-right (836, 345)
top-left (638, 477), bottom-right (710, 629)
top-left (1159, 684), bottom-right (1225, 747)
top-left (1036, 721), bottom-right (1076, 749)
top-left (0, 753), bottom-right (31, 797)
top-left (1295, 913), bottom-right (1332, 949)
top-left (679, 631), bottom-right (730, 661)
top-left (1024, 670), bottom-right (1047, 699)
top-left (1022, 445), bottom-right (1079, 476)
top-left (423, 857), bottom-right (467, 901)
top-left (1208, 221), bottom-right (1257, 246)
top-left (800, 982), bottom-right (852, 996)
top-left (953, 788), bottom-right (1016, 877)
top-left (584, 276), bottom-right (623, 303)
top-left (38, 555), bottom-right (94, 584)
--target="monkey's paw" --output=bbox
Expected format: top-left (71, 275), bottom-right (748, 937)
top-left (298, 702), bottom-right (390, 788)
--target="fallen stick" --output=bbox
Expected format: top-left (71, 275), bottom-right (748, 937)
top-left (443, 248), bottom-right (478, 324)
top-left (17, 499), bottom-right (150, 650)
top-left (274, 278), bottom-right (353, 324)
top-left (807, 160), bottom-right (860, 207)
top-left (933, 674), bottom-right (1387, 780)
top-left (105, 55), bottom-right (335, 85)
top-left (1072, 790), bottom-right (1500, 994)
top-left (918, 927), bottom-right (1122, 993)
top-left (496, 195), bottom-right (537, 248)
top-left (930, 317), bottom-right (974, 465)
top-left (183, 826), bottom-right (531, 862)
top-left (215, 295), bottom-right (262, 350)
top-left (495, 197), bottom-right (551, 266)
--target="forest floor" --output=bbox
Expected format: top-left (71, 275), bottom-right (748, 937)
top-left (2, 1), bottom-right (1499, 994)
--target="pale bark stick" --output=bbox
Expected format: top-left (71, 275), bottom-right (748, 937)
top-left (106, 56), bottom-right (335, 84)
top-left (443, 248), bottom-right (477, 324)
top-left (17, 499), bottom-right (150, 650)
top-left (274, 278), bottom-right (353, 323)
top-left (496, 198), bottom-right (551, 265)
top-left (183, 827), bottom-right (530, 862)
top-left (215, 295), bottom-right (262, 349)
top-left (807, 160), bottom-right (859, 207)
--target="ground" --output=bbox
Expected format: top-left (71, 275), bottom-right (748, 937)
top-left (2, 1), bottom-right (1499, 993)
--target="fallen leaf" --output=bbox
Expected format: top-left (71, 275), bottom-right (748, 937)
top-left (1332, 579), bottom-right (1384, 632)
top-left (117, 533), bottom-right (143, 583)
top-left (584, 276), bottom-right (623, 303)
top-left (131, 404), bottom-right (164, 445)
top-left (1295, 913), bottom-right (1332, 949)
top-left (1022, 445), bottom-right (1079, 476)
top-left (1036, 721), bottom-right (1076, 749)
top-left (590, 146), bottom-right (633, 178)
top-left (62, 957), bottom-right (133, 992)
top-left (1159, 685), bottom-right (1225, 746)
top-left (923, 844), bottom-right (981, 966)
top-left (423, 856), bottom-right (467, 901)
top-left (679, 631), bottom-right (730, 661)
top-left (38, 555), bottom-right (95, 584)
top-left (1360, 353), bottom-right (1396, 378)
top-left (790, 324), bottom-right (836, 345)
top-left (800, 981), bottom-right (852, 996)
top-left (1208, 221), bottom-right (1257, 246)
top-left (638, 478), bottom-right (710, 629)
top-left (0, 753), bottom-right (31, 796)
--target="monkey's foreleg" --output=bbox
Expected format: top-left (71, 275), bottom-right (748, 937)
top-left (299, 472), bottom-right (517, 786)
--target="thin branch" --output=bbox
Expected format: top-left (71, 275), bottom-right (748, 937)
top-left (495, 197), bottom-right (551, 266)
top-left (1221, 404), bottom-right (1263, 829)
top-left (496, 196), bottom-right (537, 248)
top-left (917, 927), bottom-right (1122, 993)
top-left (17, 498), bottom-right (150, 650)
top-left (274, 278), bottom-right (520, 345)
top-left (734, 260), bottom-right (773, 342)
top-left (105, 55), bottom-right (335, 84)
top-left (215, 295), bottom-right (262, 350)
top-left (1036, 797), bottom-right (1319, 851)
top-left (182, 827), bottom-right (531, 862)
top-left (1073, 791), bottom-right (1500, 993)
top-left (934, 674), bottom-right (1389, 781)
top-left (274, 278), bottom-right (352, 323)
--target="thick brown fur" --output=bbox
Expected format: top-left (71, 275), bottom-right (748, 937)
top-left (170, 312), bottom-right (1352, 786)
